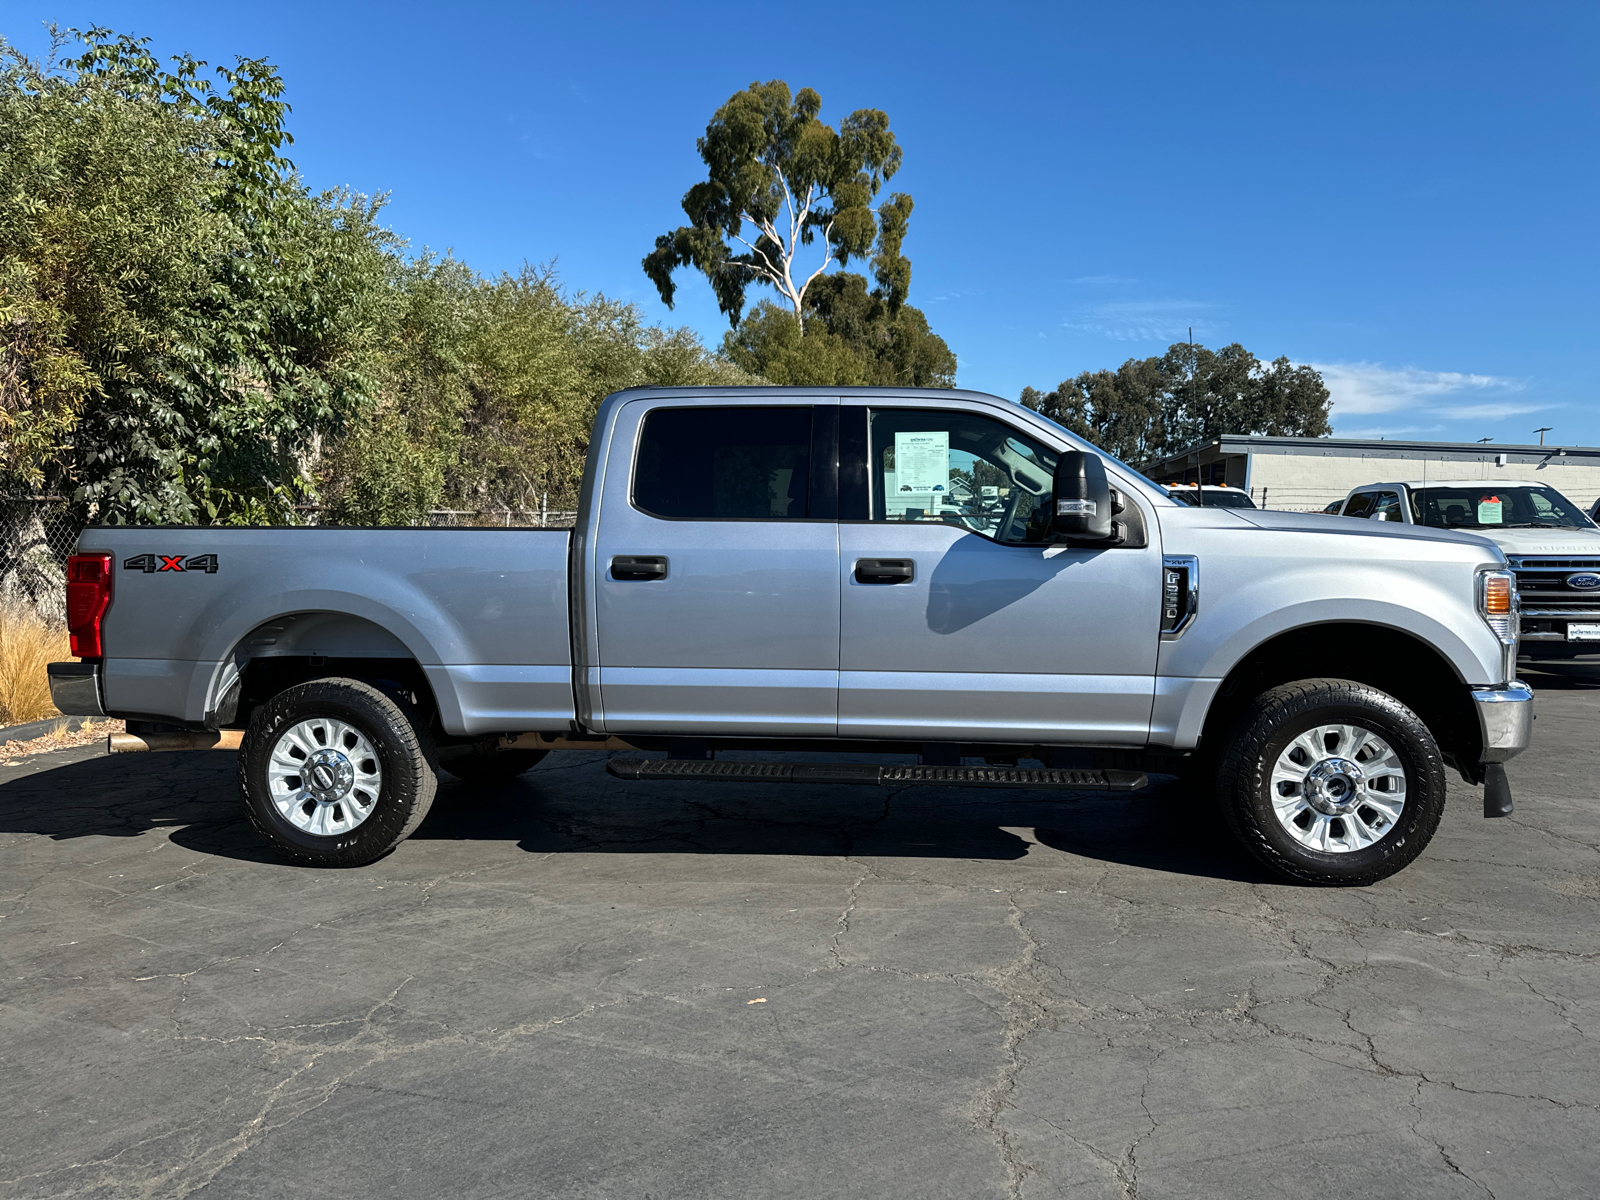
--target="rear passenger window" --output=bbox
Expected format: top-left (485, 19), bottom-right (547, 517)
top-left (634, 406), bottom-right (812, 520)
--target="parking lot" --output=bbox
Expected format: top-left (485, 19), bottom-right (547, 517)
top-left (2, 669), bottom-right (1596, 1200)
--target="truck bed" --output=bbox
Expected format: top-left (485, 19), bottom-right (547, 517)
top-left (79, 527), bottom-right (574, 735)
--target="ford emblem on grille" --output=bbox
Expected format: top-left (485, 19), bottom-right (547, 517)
top-left (1566, 572), bottom-right (1600, 590)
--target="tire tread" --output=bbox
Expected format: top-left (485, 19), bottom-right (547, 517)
top-left (239, 678), bottom-right (438, 868)
top-left (1216, 677), bottom-right (1447, 886)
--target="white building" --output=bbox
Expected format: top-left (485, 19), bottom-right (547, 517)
top-left (1141, 436), bottom-right (1600, 512)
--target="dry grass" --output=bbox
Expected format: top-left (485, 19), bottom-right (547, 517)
top-left (0, 717), bottom-right (124, 764)
top-left (0, 604), bottom-right (70, 726)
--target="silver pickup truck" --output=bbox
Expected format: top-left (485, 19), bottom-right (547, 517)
top-left (49, 387), bottom-right (1532, 885)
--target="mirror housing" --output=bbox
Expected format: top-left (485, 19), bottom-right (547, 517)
top-left (1052, 451), bottom-right (1115, 542)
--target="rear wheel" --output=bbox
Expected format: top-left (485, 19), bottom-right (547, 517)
top-left (1217, 679), bottom-right (1447, 885)
top-left (240, 678), bottom-right (438, 867)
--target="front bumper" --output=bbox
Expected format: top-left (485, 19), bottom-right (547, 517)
top-left (1472, 680), bottom-right (1532, 763)
top-left (47, 661), bottom-right (105, 718)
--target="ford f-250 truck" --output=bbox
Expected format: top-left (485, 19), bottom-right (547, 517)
top-left (48, 387), bottom-right (1533, 885)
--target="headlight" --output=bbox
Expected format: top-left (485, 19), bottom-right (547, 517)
top-left (1479, 569), bottom-right (1517, 643)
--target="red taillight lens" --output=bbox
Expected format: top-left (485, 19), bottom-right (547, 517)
top-left (66, 554), bottom-right (113, 658)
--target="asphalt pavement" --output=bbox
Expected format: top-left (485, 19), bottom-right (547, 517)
top-left (3, 669), bottom-right (1598, 1199)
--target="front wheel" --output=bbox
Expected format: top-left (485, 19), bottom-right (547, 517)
top-left (1217, 679), bottom-right (1448, 886)
top-left (240, 678), bottom-right (439, 867)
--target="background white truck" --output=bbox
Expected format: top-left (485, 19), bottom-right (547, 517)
top-left (1335, 479), bottom-right (1600, 659)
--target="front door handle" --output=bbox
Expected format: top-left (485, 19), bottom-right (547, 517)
top-left (611, 555), bottom-right (668, 581)
top-left (854, 558), bottom-right (914, 584)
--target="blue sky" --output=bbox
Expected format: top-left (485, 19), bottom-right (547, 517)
top-left (8, 2), bottom-right (1597, 446)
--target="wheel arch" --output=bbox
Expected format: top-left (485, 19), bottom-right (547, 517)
top-left (208, 611), bottom-right (445, 735)
top-left (1196, 621), bottom-right (1483, 782)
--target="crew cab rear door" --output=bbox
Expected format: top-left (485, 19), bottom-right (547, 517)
top-left (589, 399), bottom-right (840, 736)
top-left (835, 402), bottom-right (1160, 744)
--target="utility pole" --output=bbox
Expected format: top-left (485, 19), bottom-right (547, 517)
top-left (1189, 326), bottom-right (1197, 470)
top-left (1535, 426), bottom-right (1553, 446)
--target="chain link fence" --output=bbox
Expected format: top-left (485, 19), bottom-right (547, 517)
top-left (1, 499), bottom-right (77, 625)
top-left (1246, 487), bottom-right (1345, 512)
top-left (295, 508), bottom-right (580, 529)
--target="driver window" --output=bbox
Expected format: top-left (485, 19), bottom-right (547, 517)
top-left (1342, 492), bottom-right (1377, 519)
top-left (1370, 492), bottom-right (1401, 521)
top-left (867, 409), bottom-right (1059, 545)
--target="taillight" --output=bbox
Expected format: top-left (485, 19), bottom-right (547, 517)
top-left (66, 554), bottom-right (113, 658)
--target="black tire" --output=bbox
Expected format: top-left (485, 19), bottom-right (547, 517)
top-left (240, 677), bottom-right (438, 868)
top-left (438, 747), bottom-right (548, 784)
top-left (1216, 678), bottom-right (1448, 886)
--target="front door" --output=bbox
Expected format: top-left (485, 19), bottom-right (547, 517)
top-left (837, 404), bottom-right (1161, 744)
top-left (592, 400), bottom-right (840, 736)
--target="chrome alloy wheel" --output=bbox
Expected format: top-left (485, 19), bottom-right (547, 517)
top-left (1269, 723), bottom-right (1407, 854)
top-left (267, 717), bottom-right (383, 836)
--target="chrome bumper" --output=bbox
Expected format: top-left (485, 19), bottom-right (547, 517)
top-left (47, 662), bottom-right (105, 718)
top-left (1472, 680), bottom-right (1532, 763)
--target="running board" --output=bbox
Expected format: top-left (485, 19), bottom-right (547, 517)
top-left (606, 758), bottom-right (1147, 792)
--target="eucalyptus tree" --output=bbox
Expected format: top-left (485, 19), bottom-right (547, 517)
top-left (643, 80), bottom-right (914, 330)
top-left (1022, 342), bottom-right (1331, 464)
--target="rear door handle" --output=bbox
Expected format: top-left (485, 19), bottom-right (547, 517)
top-left (611, 555), bottom-right (668, 581)
top-left (854, 558), bottom-right (914, 584)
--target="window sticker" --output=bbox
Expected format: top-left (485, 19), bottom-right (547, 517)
top-left (1478, 496), bottom-right (1504, 524)
top-left (885, 431), bottom-right (951, 519)
top-left (894, 431), bottom-right (950, 492)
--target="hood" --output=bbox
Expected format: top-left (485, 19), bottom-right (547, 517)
top-left (1232, 507), bottom-right (1501, 552)
top-left (1469, 526), bottom-right (1600, 556)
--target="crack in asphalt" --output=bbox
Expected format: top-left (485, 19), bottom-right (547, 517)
top-left (969, 894), bottom-right (1056, 1199)
top-left (5, 741), bottom-right (1600, 1198)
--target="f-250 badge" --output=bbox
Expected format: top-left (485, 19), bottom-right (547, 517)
top-left (122, 554), bottom-right (219, 574)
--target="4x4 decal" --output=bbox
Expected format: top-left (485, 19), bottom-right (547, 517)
top-left (123, 553), bottom-right (219, 574)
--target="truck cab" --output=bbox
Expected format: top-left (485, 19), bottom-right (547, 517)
top-left (1336, 480), bottom-right (1600, 658)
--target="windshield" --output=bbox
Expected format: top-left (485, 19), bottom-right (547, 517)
top-left (1408, 485), bottom-right (1594, 530)
top-left (1202, 490), bottom-right (1257, 509)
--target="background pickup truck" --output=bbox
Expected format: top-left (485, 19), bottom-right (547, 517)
top-left (50, 387), bottom-right (1532, 885)
top-left (1333, 478), bottom-right (1600, 660)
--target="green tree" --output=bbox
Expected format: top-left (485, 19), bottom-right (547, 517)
top-left (0, 28), bottom-right (394, 525)
top-left (721, 277), bottom-right (956, 388)
top-left (1022, 342), bottom-right (1331, 463)
top-left (799, 272), bottom-right (955, 387)
top-left (643, 80), bottom-right (912, 330)
top-left (1020, 357), bottom-right (1169, 463)
top-left (321, 265), bottom-right (757, 524)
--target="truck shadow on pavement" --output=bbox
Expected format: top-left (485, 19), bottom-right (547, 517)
top-left (0, 749), bottom-right (1276, 883)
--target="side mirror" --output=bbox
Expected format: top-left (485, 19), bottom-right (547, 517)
top-left (1052, 451), bottom-right (1114, 541)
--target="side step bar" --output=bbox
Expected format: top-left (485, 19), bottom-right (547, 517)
top-left (606, 758), bottom-right (1147, 792)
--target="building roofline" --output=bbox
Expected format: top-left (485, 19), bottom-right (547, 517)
top-left (1141, 434), bottom-right (1600, 472)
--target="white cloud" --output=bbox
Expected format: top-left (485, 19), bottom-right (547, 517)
top-left (1064, 300), bottom-right (1217, 343)
top-left (1434, 401), bottom-right (1548, 420)
top-left (1312, 361), bottom-right (1526, 417)
top-left (1333, 424), bottom-right (1447, 439)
